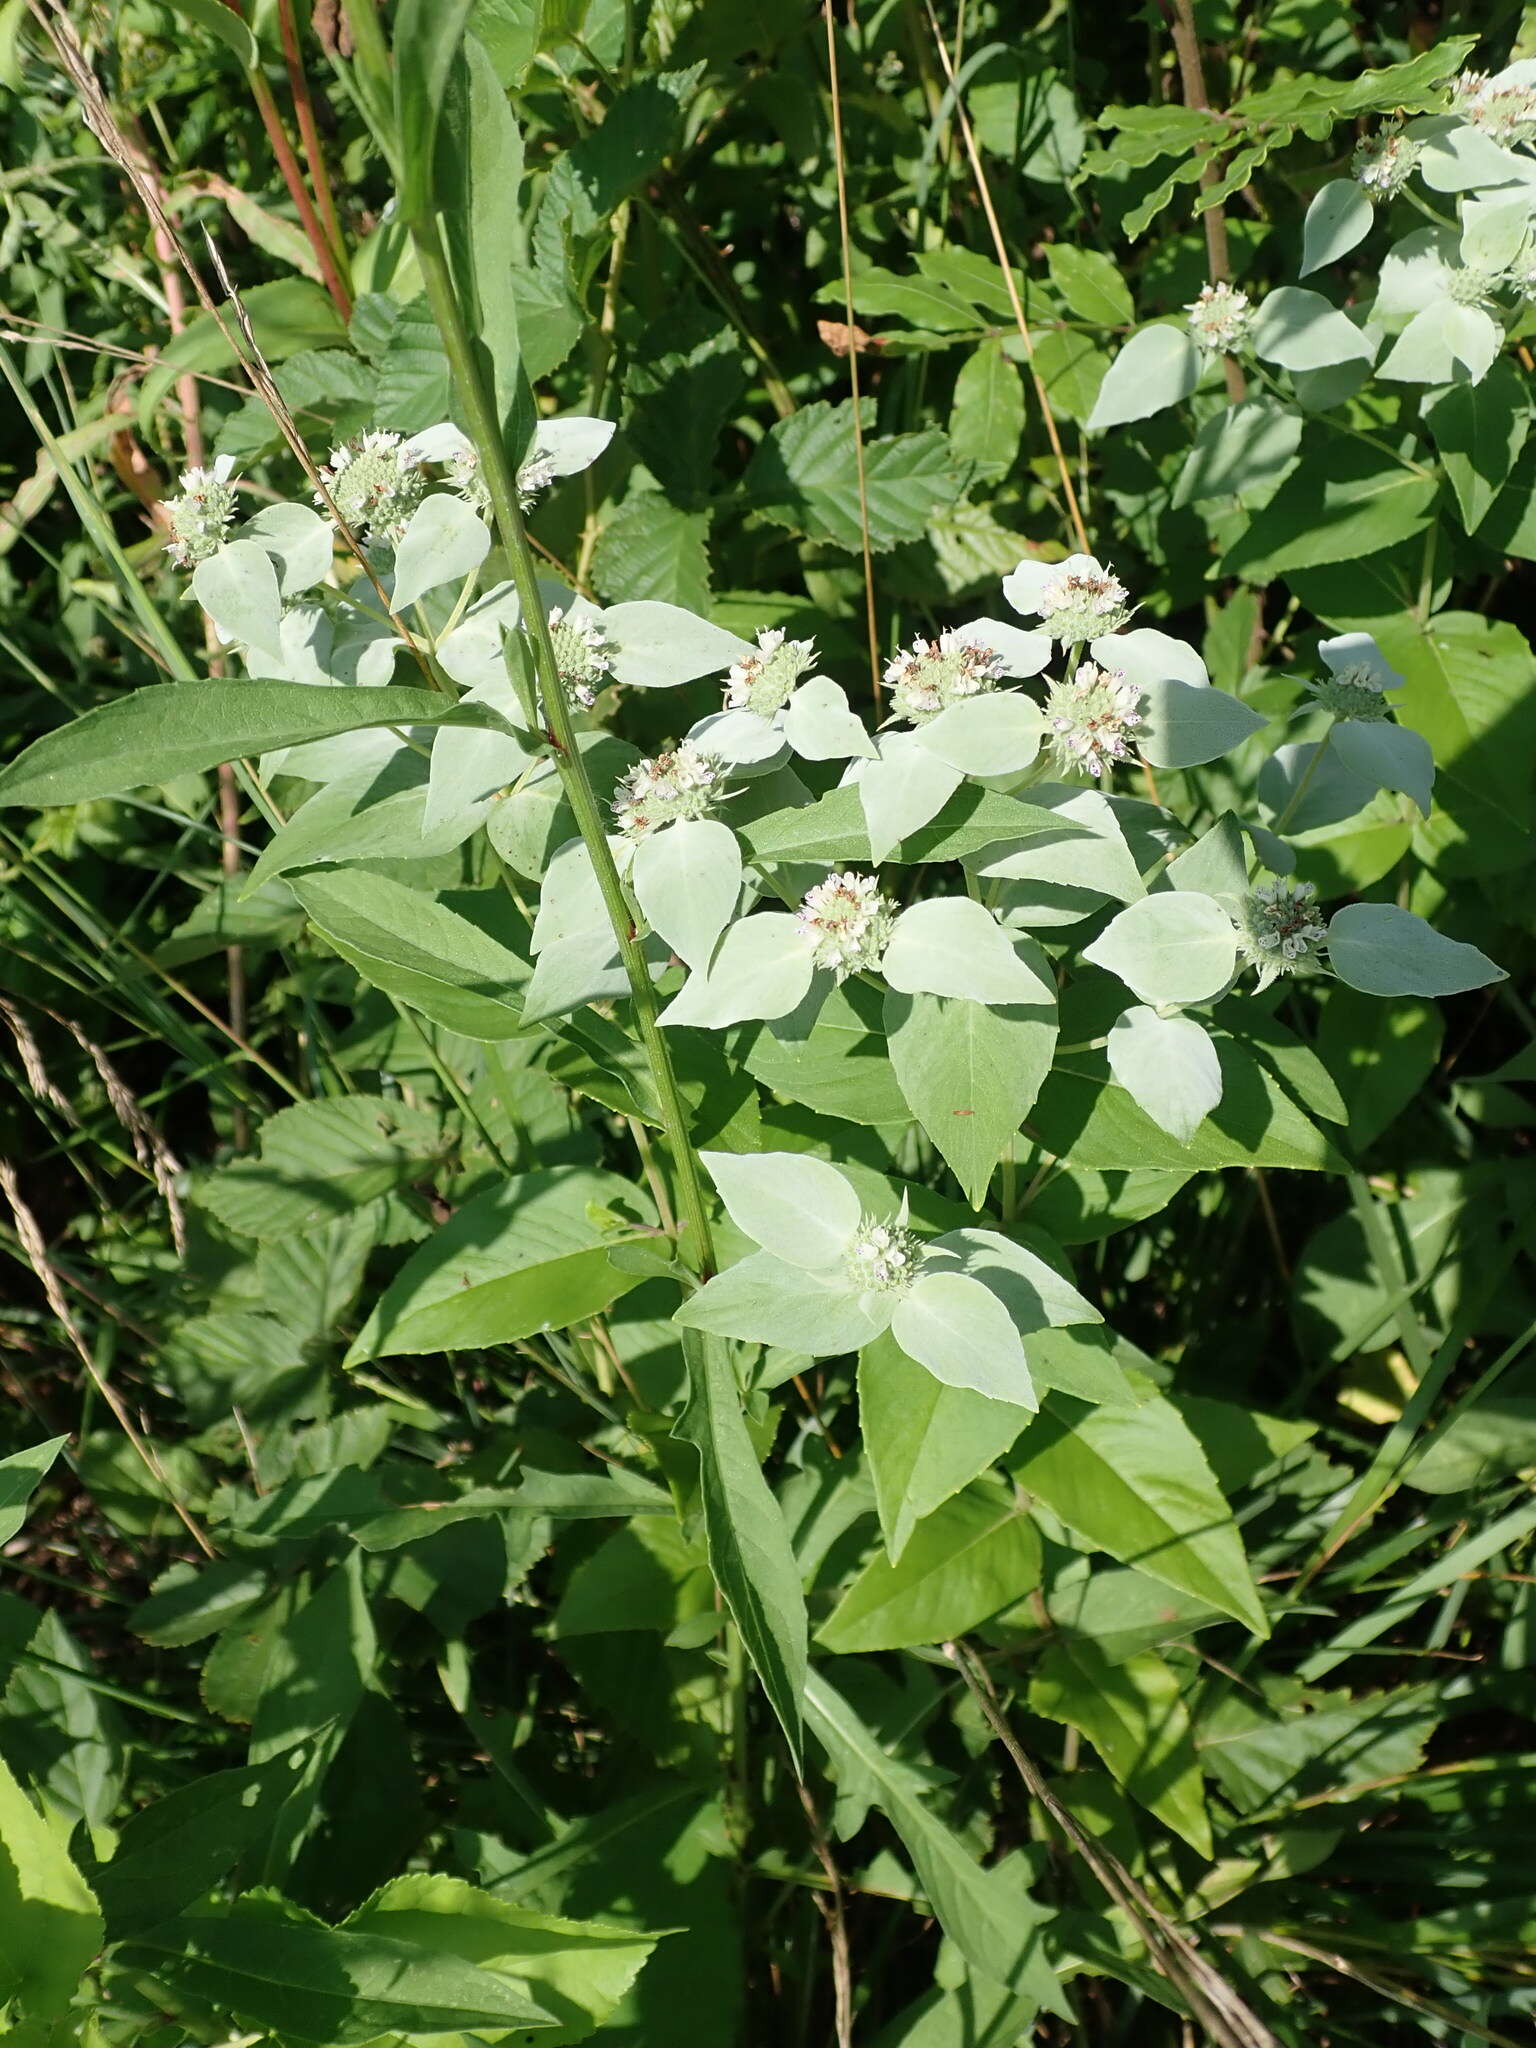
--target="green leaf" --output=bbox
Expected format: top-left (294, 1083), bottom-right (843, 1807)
top-left (393, 0), bottom-right (477, 225)
top-left (819, 1483), bottom-right (1041, 1651)
top-left (0, 683), bottom-right (507, 811)
top-left (196, 1095), bottom-right (443, 1240)
top-left (1029, 1641), bottom-right (1212, 1855)
top-left (0, 1438), bottom-right (65, 1547)
top-left (739, 782), bottom-right (1061, 866)
top-left (949, 341), bottom-right (1025, 478)
top-left (883, 897), bottom-right (1054, 1007)
top-left (592, 498), bottom-right (712, 610)
top-left (92, 1762), bottom-right (292, 1939)
top-left (632, 817), bottom-right (741, 970)
top-left (390, 493), bottom-right (491, 609)
top-left (675, 1332), bottom-right (808, 1763)
top-left (1106, 1006), bottom-right (1223, 1143)
top-left (1138, 675), bottom-right (1268, 768)
top-left (742, 978), bottom-right (910, 1127)
top-left (885, 990), bottom-right (1056, 1207)
top-left (1085, 324), bottom-right (1199, 431)
top-left (441, 33), bottom-right (528, 445)
top-left (1083, 892), bottom-right (1238, 1007)
top-left (745, 400), bottom-right (962, 552)
top-left (859, 1331), bottom-right (1028, 1561)
top-left (138, 279), bottom-right (346, 432)
top-left (159, 0), bottom-right (257, 66)
top-left (1326, 903), bottom-right (1505, 996)
top-left (1300, 179), bottom-right (1374, 277)
top-left (1044, 244), bottom-right (1133, 326)
top-left (292, 870), bottom-right (530, 1041)
top-left (346, 1167), bottom-right (647, 1362)
top-left (1251, 286), bottom-right (1373, 372)
top-left (0, 1751), bottom-right (103, 2019)
top-left (1008, 1381), bottom-right (1268, 1635)
top-left (890, 1272), bottom-right (1036, 1409)
top-left (1221, 438), bottom-right (1438, 583)
top-left (1423, 359), bottom-right (1531, 534)
top-left (127, 1908), bottom-right (554, 2042)
top-left (805, 1672), bottom-right (1066, 2012)
top-left (1173, 399), bottom-right (1303, 506)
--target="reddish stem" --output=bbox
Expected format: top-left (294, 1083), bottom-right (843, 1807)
top-left (276, 0), bottom-right (350, 285)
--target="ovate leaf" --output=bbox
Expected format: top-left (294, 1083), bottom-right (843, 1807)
top-left (1326, 903), bottom-right (1505, 996)
top-left (819, 1483), bottom-right (1041, 1651)
top-left (1086, 325), bottom-right (1199, 430)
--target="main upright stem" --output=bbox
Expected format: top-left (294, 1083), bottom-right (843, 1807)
top-left (409, 213), bottom-right (718, 1276)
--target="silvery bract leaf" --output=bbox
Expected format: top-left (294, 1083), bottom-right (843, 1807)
top-left (1326, 903), bottom-right (1504, 997)
top-left (969, 785), bottom-right (1144, 910)
top-left (632, 817), bottom-right (742, 969)
top-left (240, 502), bottom-right (334, 596)
top-left (531, 415), bottom-right (616, 477)
top-left (1107, 1005), bottom-right (1224, 1143)
top-left (953, 617), bottom-right (1052, 677)
top-left (700, 1149), bottom-right (862, 1270)
top-left (531, 837), bottom-right (611, 954)
top-left (402, 422), bottom-right (473, 465)
top-left (657, 912), bottom-right (816, 1028)
top-left (1406, 114), bottom-right (1527, 195)
top-left (914, 693), bottom-right (1045, 777)
top-left (1166, 812), bottom-right (1250, 905)
top-left (674, 1250), bottom-right (891, 1355)
top-left (1138, 675), bottom-right (1267, 769)
top-left (1258, 740), bottom-right (1379, 834)
top-left (1086, 324), bottom-right (1200, 431)
top-left (521, 924), bottom-right (628, 1023)
top-left (928, 1226), bottom-right (1102, 1329)
top-left (686, 708), bottom-right (787, 768)
top-left (425, 676), bottom-right (534, 835)
top-left (391, 493), bottom-right (492, 611)
top-left (1301, 180), bottom-right (1373, 277)
top-left (437, 585), bottom-right (525, 692)
top-left (1083, 892), bottom-right (1238, 1006)
top-left (1460, 193), bottom-right (1533, 272)
top-left (1375, 227), bottom-right (1459, 323)
top-left (1330, 720), bottom-right (1435, 818)
top-left (882, 897), bottom-right (1054, 1006)
top-left (1378, 301), bottom-right (1503, 386)
top-left (852, 733), bottom-right (964, 863)
top-left (1090, 627), bottom-right (1207, 689)
top-left (1251, 287), bottom-right (1374, 372)
top-left (603, 602), bottom-right (753, 689)
top-left (193, 539), bottom-right (284, 659)
top-left (890, 1271), bottom-right (1037, 1409)
top-left (780, 676), bottom-right (878, 761)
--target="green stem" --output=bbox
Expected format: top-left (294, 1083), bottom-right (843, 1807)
top-left (408, 211), bottom-right (718, 1275)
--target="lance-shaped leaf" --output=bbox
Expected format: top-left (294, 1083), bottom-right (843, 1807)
top-left (632, 818), bottom-right (743, 969)
top-left (883, 897), bottom-right (1054, 1006)
top-left (658, 913), bottom-right (816, 1028)
top-left (818, 1481), bottom-right (1042, 1651)
top-left (0, 1749), bottom-right (103, 2017)
top-left (1108, 1005), bottom-right (1224, 1143)
top-left (1326, 903), bottom-right (1505, 997)
top-left (1083, 892), bottom-right (1238, 1007)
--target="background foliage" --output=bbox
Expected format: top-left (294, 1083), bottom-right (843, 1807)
top-left (0, 2), bottom-right (1534, 2044)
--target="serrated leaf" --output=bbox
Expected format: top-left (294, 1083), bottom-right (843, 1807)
top-left (819, 1483), bottom-right (1041, 1651)
top-left (746, 400), bottom-right (961, 552)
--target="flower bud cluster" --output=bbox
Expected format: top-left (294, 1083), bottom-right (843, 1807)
top-left (316, 431), bottom-right (428, 544)
top-left (1353, 125), bottom-right (1424, 199)
top-left (845, 1215), bottom-right (922, 1293)
top-left (162, 457), bottom-right (238, 569)
top-left (547, 606), bottom-right (615, 710)
top-left (1045, 662), bottom-right (1145, 779)
top-left (1235, 879), bottom-right (1327, 983)
top-left (1306, 662), bottom-right (1393, 723)
top-left (795, 870), bottom-right (896, 977)
top-left (724, 628), bottom-right (818, 718)
top-left (1186, 282), bottom-right (1253, 356)
top-left (612, 744), bottom-right (724, 839)
top-left (884, 630), bottom-right (1006, 724)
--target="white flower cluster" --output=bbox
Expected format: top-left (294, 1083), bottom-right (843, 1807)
top-left (845, 1214), bottom-right (922, 1293)
top-left (1235, 878), bottom-right (1327, 983)
top-left (884, 630), bottom-right (1006, 724)
top-left (315, 431), bottom-right (427, 543)
top-left (724, 627), bottom-right (818, 718)
top-left (1045, 662), bottom-right (1145, 779)
top-left (1026, 557), bottom-right (1131, 644)
top-left (612, 744), bottom-right (723, 840)
top-left (443, 443), bottom-right (559, 519)
top-left (1452, 69), bottom-right (1536, 148)
top-left (795, 870), bottom-right (896, 977)
top-left (1186, 281), bottom-right (1253, 356)
top-left (162, 455), bottom-right (238, 568)
top-left (547, 606), bottom-right (614, 710)
top-left (1353, 124), bottom-right (1423, 199)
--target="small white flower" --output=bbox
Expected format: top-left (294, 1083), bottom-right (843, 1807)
top-left (884, 629), bottom-right (1006, 724)
top-left (1007, 553), bottom-right (1131, 644)
top-left (612, 743), bottom-right (724, 840)
top-left (845, 1213), bottom-right (923, 1293)
top-left (1044, 662), bottom-right (1145, 778)
top-left (1452, 67), bottom-right (1536, 148)
top-left (162, 454), bottom-right (238, 568)
top-left (795, 870), bottom-right (896, 977)
top-left (547, 605), bottom-right (614, 710)
top-left (724, 627), bottom-right (818, 718)
top-left (516, 449), bottom-right (558, 510)
top-left (445, 443), bottom-right (490, 516)
top-left (1353, 123), bottom-right (1424, 198)
top-left (1234, 879), bottom-right (1328, 987)
top-left (315, 430), bottom-right (428, 543)
top-left (1186, 281), bottom-right (1253, 355)
top-left (1308, 632), bottom-right (1404, 724)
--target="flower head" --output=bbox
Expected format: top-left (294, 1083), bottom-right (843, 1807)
top-left (795, 870), bottom-right (896, 977)
top-left (724, 627), bottom-right (818, 718)
top-left (1186, 282), bottom-right (1253, 355)
top-left (845, 1214), bottom-right (923, 1294)
top-left (1353, 123), bottom-right (1424, 199)
top-left (1234, 879), bottom-right (1327, 986)
top-left (162, 455), bottom-right (238, 568)
top-left (884, 629), bottom-right (1006, 724)
top-left (1045, 662), bottom-right (1145, 778)
top-left (516, 450), bottom-right (558, 511)
top-left (316, 430), bottom-right (428, 543)
top-left (612, 743), bottom-right (724, 840)
top-left (1309, 632), bottom-right (1403, 724)
top-left (1008, 554), bottom-right (1131, 644)
top-left (547, 605), bottom-right (614, 710)
top-left (1452, 68), bottom-right (1536, 148)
